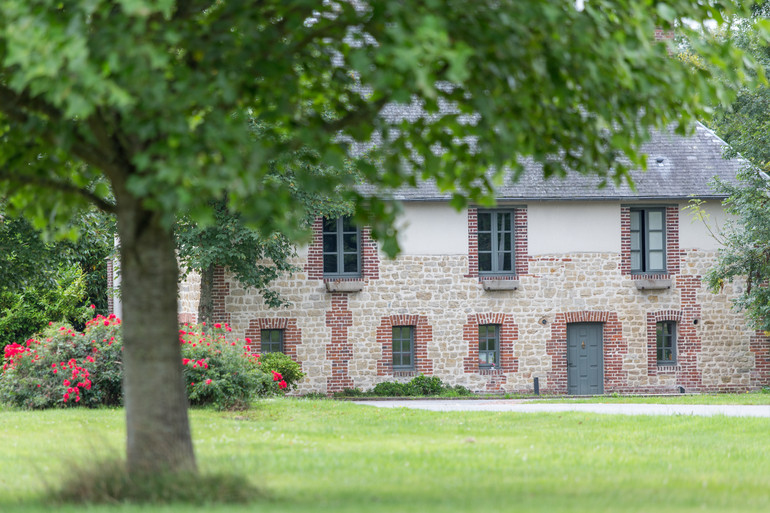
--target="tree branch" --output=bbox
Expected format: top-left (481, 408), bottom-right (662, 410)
top-left (0, 170), bottom-right (117, 213)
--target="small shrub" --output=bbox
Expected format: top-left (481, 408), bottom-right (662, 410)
top-left (301, 392), bottom-right (328, 399)
top-left (333, 387), bottom-right (366, 397)
top-left (371, 381), bottom-right (408, 397)
top-left (407, 374), bottom-right (444, 396)
top-left (255, 351), bottom-right (305, 391)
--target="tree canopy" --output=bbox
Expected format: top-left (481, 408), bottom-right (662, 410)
top-left (0, 0), bottom-right (764, 479)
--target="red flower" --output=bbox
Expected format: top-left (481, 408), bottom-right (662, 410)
top-left (63, 379), bottom-right (71, 387)
top-left (182, 358), bottom-right (190, 365)
top-left (214, 323), bottom-right (222, 329)
top-left (245, 337), bottom-right (252, 344)
top-left (104, 320), bottom-right (109, 326)
top-left (190, 382), bottom-right (195, 387)
top-left (75, 396), bottom-right (81, 403)
top-left (53, 369), bottom-right (58, 374)
top-left (90, 304), bottom-right (96, 309)
top-left (205, 379), bottom-right (212, 385)
top-left (272, 371), bottom-right (283, 382)
top-left (279, 380), bottom-right (287, 390)
top-left (63, 393), bottom-right (70, 401)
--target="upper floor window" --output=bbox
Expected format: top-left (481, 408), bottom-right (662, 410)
top-left (656, 321), bottom-right (676, 365)
top-left (323, 216), bottom-right (360, 277)
top-left (630, 208), bottom-right (666, 273)
top-left (261, 329), bottom-right (284, 354)
top-left (477, 211), bottom-right (514, 275)
top-left (478, 324), bottom-right (500, 368)
top-left (392, 326), bottom-right (414, 370)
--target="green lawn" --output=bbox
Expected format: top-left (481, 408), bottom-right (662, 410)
top-left (1, 399), bottom-right (769, 512)
top-left (527, 392), bottom-right (770, 405)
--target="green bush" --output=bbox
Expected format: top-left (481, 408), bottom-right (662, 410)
top-left (255, 351), bottom-right (306, 391)
top-left (333, 375), bottom-right (474, 398)
top-left (0, 263), bottom-right (92, 353)
top-left (371, 381), bottom-right (409, 397)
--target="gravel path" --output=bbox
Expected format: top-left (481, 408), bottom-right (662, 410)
top-left (353, 399), bottom-right (770, 417)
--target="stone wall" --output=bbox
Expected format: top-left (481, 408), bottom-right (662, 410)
top-left (211, 246), bottom-right (770, 395)
top-left (178, 269), bottom-right (201, 324)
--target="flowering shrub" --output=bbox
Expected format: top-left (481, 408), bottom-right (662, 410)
top-left (0, 312), bottom-right (122, 409)
top-left (179, 324), bottom-right (285, 409)
top-left (253, 351), bottom-right (305, 391)
top-left (0, 315), bottom-right (293, 409)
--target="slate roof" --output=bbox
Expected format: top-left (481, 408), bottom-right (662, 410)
top-left (358, 121), bottom-right (746, 202)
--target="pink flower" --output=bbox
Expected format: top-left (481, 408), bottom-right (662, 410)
top-left (190, 382), bottom-right (195, 387)
top-left (75, 396), bottom-right (81, 403)
top-left (90, 304), bottom-right (96, 309)
top-left (53, 369), bottom-right (57, 374)
top-left (63, 379), bottom-right (71, 387)
top-left (205, 379), bottom-right (212, 385)
top-left (104, 320), bottom-right (110, 326)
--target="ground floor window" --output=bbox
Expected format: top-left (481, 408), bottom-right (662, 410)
top-left (261, 329), bottom-right (284, 354)
top-left (392, 326), bottom-right (414, 370)
top-left (479, 324), bottom-right (499, 368)
top-left (656, 321), bottom-right (676, 364)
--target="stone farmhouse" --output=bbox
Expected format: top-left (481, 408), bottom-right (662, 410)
top-left (175, 122), bottom-right (770, 395)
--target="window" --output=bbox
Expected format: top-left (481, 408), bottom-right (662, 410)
top-left (477, 210), bottom-right (515, 274)
top-left (323, 216), bottom-right (360, 277)
top-left (392, 326), bottom-right (414, 370)
top-left (261, 329), bottom-right (284, 354)
top-left (656, 321), bottom-right (676, 365)
top-left (630, 208), bottom-right (666, 273)
top-left (478, 324), bottom-right (499, 368)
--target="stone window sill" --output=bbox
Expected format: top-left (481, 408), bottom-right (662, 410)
top-left (479, 368), bottom-right (505, 376)
top-left (324, 280), bottom-right (365, 292)
top-left (392, 370), bottom-right (416, 378)
top-left (634, 278), bottom-right (672, 291)
top-left (657, 364), bottom-right (680, 373)
top-left (481, 279), bottom-right (520, 291)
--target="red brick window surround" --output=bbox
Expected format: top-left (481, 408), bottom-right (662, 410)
top-left (244, 318), bottom-right (302, 365)
top-left (376, 315), bottom-right (434, 377)
top-left (305, 217), bottom-right (380, 282)
top-left (646, 311), bottom-right (684, 376)
top-left (466, 207), bottom-right (528, 279)
top-left (620, 206), bottom-right (680, 278)
top-left (463, 313), bottom-right (518, 375)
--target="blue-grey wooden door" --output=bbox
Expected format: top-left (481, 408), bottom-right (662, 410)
top-left (567, 323), bottom-right (603, 395)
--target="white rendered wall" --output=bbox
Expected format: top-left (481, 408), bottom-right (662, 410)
top-left (679, 199), bottom-right (728, 251)
top-left (527, 201), bottom-right (621, 255)
top-left (397, 202), bottom-right (468, 255)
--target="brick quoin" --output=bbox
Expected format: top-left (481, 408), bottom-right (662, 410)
top-left (305, 217), bottom-right (380, 281)
top-left (750, 331), bottom-right (770, 387)
top-left (466, 207), bottom-right (528, 278)
top-left (620, 206), bottom-right (680, 278)
top-left (545, 311), bottom-right (626, 394)
top-left (325, 294), bottom-right (354, 393)
top-left (212, 265), bottom-right (231, 326)
top-left (462, 313), bottom-right (519, 393)
top-left (375, 314), bottom-right (434, 377)
top-left (244, 317), bottom-right (303, 366)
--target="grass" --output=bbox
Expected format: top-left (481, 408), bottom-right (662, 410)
top-left (526, 392), bottom-right (770, 405)
top-left (0, 399), bottom-right (768, 512)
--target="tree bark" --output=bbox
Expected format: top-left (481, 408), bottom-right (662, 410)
top-left (197, 263), bottom-right (215, 328)
top-left (118, 202), bottom-right (196, 474)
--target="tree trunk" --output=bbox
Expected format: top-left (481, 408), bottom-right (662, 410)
top-left (118, 203), bottom-right (196, 474)
top-left (197, 263), bottom-right (215, 328)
